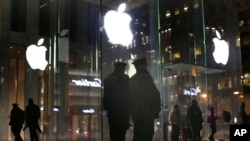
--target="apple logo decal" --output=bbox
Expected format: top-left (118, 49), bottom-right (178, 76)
top-left (212, 30), bottom-right (229, 65)
top-left (104, 3), bottom-right (133, 46)
top-left (26, 38), bottom-right (48, 71)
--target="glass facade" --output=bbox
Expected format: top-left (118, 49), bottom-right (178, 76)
top-left (0, 0), bottom-right (242, 141)
top-left (160, 0), bottom-right (242, 140)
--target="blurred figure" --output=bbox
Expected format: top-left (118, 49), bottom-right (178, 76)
top-left (168, 104), bottom-right (181, 141)
top-left (25, 98), bottom-right (42, 141)
top-left (103, 62), bottom-right (130, 141)
top-left (187, 99), bottom-right (203, 141)
top-left (162, 105), bottom-right (169, 141)
top-left (9, 103), bottom-right (25, 141)
top-left (129, 58), bottom-right (161, 141)
top-left (207, 107), bottom-right (218, 141)
top-left (239, 102), bottom-right (248, 125)
top-left (222, 110), bottom-right (231, 123)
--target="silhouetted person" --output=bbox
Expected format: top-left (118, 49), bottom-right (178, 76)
top-left (129, 58), bottom-right (161, 141)
top-left (25, 98), bottom-right (41, 141)
top-left (168, 104), bottom-right (181, 141)
top-left (222, 110), bottom-right (231, 123)
top-left (162, 105), bottom-right (169, 141)
top-left (187, 99), bottom-right (203, 141)
top-left (103, 62), bottom-right (130, 141)
top-left (9, 103), bottom-right (25, 141)
top-left (207, 107), bottom-right (218, 141)
top-left (239, 102), bottom-right (248, 125)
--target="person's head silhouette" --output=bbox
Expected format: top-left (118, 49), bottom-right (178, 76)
top-left (132, 58), bottom-right (148, 71)
top-left (113, 62), bottom-right (127, 72)
top-left (240, 102), bottom-right (245, 110)
top-left (12, 103), bottom-right (18, 108)
top-left (28, 98), bottom-right (34, 105)
top-left (191, 99), bottom-right (198, 106)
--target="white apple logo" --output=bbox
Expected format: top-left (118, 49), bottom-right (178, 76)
top-left (26, 38), bottom-right (48, 70)
top-left (104, 3), bottom-right (133, 46)
top-left (212, 30), bottom-right (229, 65)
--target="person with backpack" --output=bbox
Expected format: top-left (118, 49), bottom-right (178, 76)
top-left (187, 99), bottom-right (203, 141)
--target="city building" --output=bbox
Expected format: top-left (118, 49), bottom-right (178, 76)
top-left (239, 0), bottom-right (250, 114)
top-left (0, 0), bottom-right (242, 140)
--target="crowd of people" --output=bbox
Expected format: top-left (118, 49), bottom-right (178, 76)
top-left (10, 57), bottom-right (249, 141)
top-left (103, 57), bottom-right (249, 141)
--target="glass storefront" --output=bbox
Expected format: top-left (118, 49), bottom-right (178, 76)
top-left (0, 0), bottom-right (242, 141)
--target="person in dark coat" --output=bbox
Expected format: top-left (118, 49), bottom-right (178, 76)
top-left (239, 102), bottom-right (248, 125)
top-left (168, 104), bottom-right (181, 141)
top-left (187, 99), bottom-right (203, 141)
top-left (129, 58), bottom-right (161, 141)
top-left (9, 103), bottom-right (25, 141)
top-left (103, 62), bottom-right (130, 141)
top-left (207, 107), bottom-right (218, 141)
top-left (25, 98), bottom-right (42, 141)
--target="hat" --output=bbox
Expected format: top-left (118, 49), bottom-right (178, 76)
top-left (12, 103), bottom-right (18, 107)
top-left (113, 62), bottom-right (127, 68)
top-left (132, 58), bottom-right (148, 66)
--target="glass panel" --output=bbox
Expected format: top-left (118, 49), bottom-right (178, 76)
top-left (160, 0), bottom-right (241, 140)
top-left (101, 1), bottom-right (162, 141)
top-left (11, 0), bottom-right (27, 32)
top-left (0, 0), bottom-right (242, 141)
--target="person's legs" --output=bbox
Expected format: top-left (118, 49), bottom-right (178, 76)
top-left (29, 126), bottom-right (39, 141)
top-left (116, 127), bottom-right (127, 141)
top-left (16, 126), bottom-right (23, 141)
top-left (163, 123), bottom-right (167, 141)
top-left (108, 117), bottom-right (118, 141)
top-left (11, 125), bottom-right (23, 141)
top-left (109, 124), bottom-right (127, 141)
top-left (109, 126), bottom-right (116, 141)
top-left (209, 125), bottom-right (216, 141)
top-left (172, 125), bottom-right (180, 141)
top-left (189, 124), bottom-right (195, 141)
top-left (36, 123), bottom-right (42, 133)
top-left (190, 124), bottom-right (201, 141)
top-left (133, 117), bottom-right (154, 141)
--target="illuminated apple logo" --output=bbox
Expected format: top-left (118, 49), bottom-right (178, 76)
top-left (104, 3), bottom-right (133, 46)
top-left (212, 30), bottom-right (229, 65)
top-left (26, 38), bottom-right (48, 70)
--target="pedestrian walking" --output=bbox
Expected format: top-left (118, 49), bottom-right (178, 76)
top-left (103, 62), bottom-right (130, 141)
top-left (168, 104), bottom-right (181, 141)
top-left (207, 107), bottom-right (218, 141)
top-left (25, 98), bottom-right (42, 141)
top-left (162, 105), bottom-right (169, 141)
top-left (129, 58), bottom-right (161, 141)
top-left (187, 99), bottom-right (203, 141)
top-left (9, 103), bottom-right (25, 141)
top-left (239, 102), bottom-right (248, 125)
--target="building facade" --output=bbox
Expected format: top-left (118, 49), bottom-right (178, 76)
top-left (0, 0), bottom-right (242, 141)
top-left (239, 0), bottom-right (250, 113)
